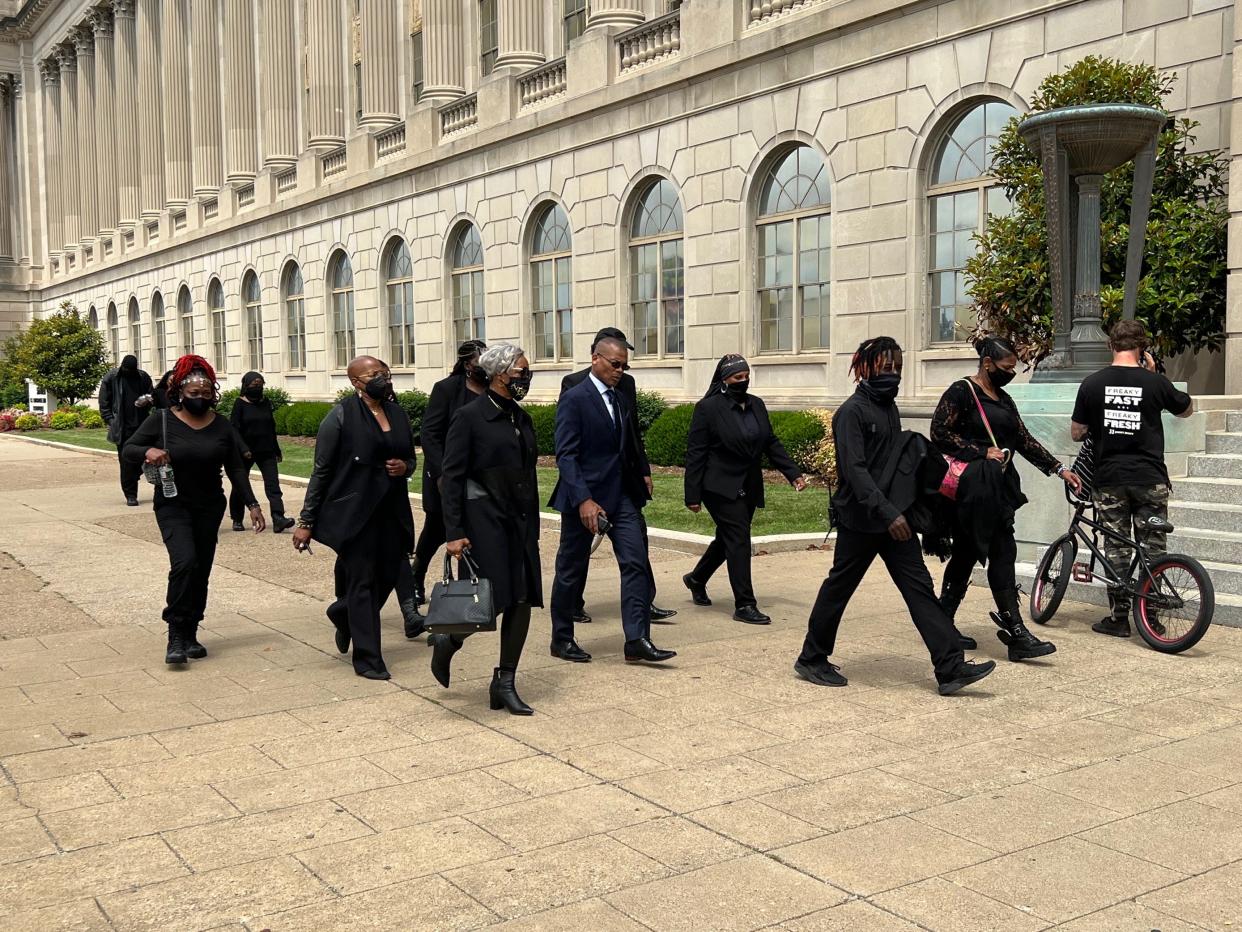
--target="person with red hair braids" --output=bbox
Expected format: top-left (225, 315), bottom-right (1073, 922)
top-left (124, 354), bottom-right (266, 665)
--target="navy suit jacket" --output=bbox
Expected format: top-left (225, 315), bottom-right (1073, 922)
top-left (549, 377), bottom-right (649, 515)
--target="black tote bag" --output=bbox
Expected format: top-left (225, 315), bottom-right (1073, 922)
top-left (423, 551), bottom-right (496, 635)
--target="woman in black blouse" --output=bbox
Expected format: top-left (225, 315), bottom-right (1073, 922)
top-left (683, 354), bottom-right (807, 625)
top-left (228, 371), bottom-right (295, 534)
top-left (931, 336), bottom-right (1080, 661)
top-left (124, 355), bottom-right (266, 666)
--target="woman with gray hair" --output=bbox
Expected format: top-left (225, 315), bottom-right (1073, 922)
top-left (429, 343), bottom-right (541, 714)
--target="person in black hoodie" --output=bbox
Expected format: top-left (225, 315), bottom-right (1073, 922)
top-left (794, 337), bottom-right (996, 696)
top-left (98, 354), bottom-right (154, 505)
top-left (683, 354), bottom-right (807, 624)
top-left (292, 356), bottom-right (416, 680)
top-left (228, 371), bottom-right (295, 534)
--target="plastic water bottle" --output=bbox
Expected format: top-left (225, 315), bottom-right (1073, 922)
top-left (159, 464), bottom-right (178, 499)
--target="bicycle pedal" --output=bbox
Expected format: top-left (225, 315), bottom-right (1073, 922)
top-left (1072, 563), bottom-right (1093, 584)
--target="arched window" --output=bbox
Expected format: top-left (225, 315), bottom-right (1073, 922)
top-left (756, 145), bottom-right (832, 354)
top-left (384, 240), bottom-right (415, 367)
top-left (530, 203), bottom-right (572, 361)
top-left (107, 302), bottom-right (120, 363)
top-left (177, 285), bottom-right (194, 356)
top-left (927, 98), bottom-right (1017, 343)
top-left (242, 271), bottom-right (264, 370)
top-left (283, 263), bottom-right (306, 371)
top-left (208, 278), bottom-right (227, 372)
top-left (151, 292), bottom-right (167, 374)
top-left (450, 224), bottom-right (485, 346)
top-left (87, 305), bottom-right (98, 331)
top-left (127, 297), bottom-right (142, 366)
top-left (329, 252), bottom-right (356, 369)
top-left (629, 178), bottom-right (684, 357)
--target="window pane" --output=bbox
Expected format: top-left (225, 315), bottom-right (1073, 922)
top-left (664, 297), bottom-right (684, 355)
top-left (986, 183), bottom-right (1012, 224)
top-left (800, 283), bottom-right (830, 350)
top-left (758, 146), bottom-right (829, 217)
top-left (758, 287), bottom-right (792, 353)
top-left (931, 100), bottom-right (1018, 184)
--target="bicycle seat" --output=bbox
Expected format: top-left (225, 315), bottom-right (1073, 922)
top-left (1144, 515), bottom-right (1175, 534)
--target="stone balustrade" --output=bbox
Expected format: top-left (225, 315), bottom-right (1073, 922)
top-left (518, 57), bottom-right (567, 110)
top-left (321, 147), bottom-right (348, 178)
top-left (617, 10), bottom-right (681, 75)
top-left (745, 0), bottom-right (824, 26)
top-left (440, 93), bottom-right (479, 136)
top-left (375, 123), bottom-right (407, 158)
top-left (275, 168), bottom-right (298, 193)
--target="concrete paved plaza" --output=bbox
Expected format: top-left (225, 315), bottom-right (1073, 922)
top-left (3, 438), bottom-right (1242, 931)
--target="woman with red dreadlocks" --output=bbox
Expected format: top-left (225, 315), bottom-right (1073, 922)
top-left (793, 337), bottom-right (996, 696)
top-left (124, 355), bottom-right (266, 665)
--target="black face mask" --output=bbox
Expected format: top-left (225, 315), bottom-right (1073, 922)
top-left (182, 397), bottom-right (213, 416)
top-left (863, 373), bottom-right (901, 402)
top-left (467, 365), bottom-right (489, 385)
top-left (725, 379), bottom-right (750, 400)
top-left (363, 376), bottom-right (391, 401)
top-left (987, 364), bottom-right (1016, 389)
top-left (244, 385), bottom-right (264, 401)
top-left (506, 375), bottom-right (532, 401)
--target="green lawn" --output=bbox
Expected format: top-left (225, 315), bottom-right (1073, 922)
top-left (26, 430), bottom-right (829, 535)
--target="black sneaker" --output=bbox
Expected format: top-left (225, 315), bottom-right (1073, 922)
top-left (936, 659), bottom-right (997, 695)
top-left (793, 659), bottom-right (848, 687)
top-left (232, 521), bottom-right (245, 532)
top-left (125, 496), bottom-right (139, 506)
top-left (1091, 617), bottom-right (1131, 638)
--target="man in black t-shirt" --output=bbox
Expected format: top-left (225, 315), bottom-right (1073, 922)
top-left (1071, 321), bottom-right (1193, 637)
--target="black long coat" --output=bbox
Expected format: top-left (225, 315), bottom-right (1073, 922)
top-left (684, 390), bottom-right (800, 508)
top-left (440, 393), bottom-right (543, 613)
top-left (420, 372), bottom-right (483, 512)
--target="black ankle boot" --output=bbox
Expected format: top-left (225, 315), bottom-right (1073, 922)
top-left (184, 622), bottom-right (207, 660)
top-left (400, 598), bottom-right (425, 639)
top-left (938, 579), bottom-right (976, 649)
top-left (489, 667), bottom-right (533, 715)
top-left (165, 624), bottom-right (188, 665)
top-left (990, 588), bottom-right (1056, 661)
top-left (429, 633), bottom-right (462, 688)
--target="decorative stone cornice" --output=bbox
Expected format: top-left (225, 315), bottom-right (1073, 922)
top-left (73, 24), bottom-right (95, 57)
top-left (112, 0), bottom-right (134, 21)
top-left (92, 3), bottom-right (115, 39)
top-left (39, 58), bottom-right (60, 86)
top-left (55, 42), bottom-right (78, 73)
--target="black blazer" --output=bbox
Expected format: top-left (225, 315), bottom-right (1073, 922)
top-left (684, 391), bottom-right (800, 508)
top-left (561, 367), bottom-right (650, 477)
top-left (549, 377), bottom-right (649, 515)
top-left (420, 372), bottom-right (483, 508)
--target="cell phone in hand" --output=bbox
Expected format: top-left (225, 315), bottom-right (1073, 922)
top-left (590, 515), bottom-right (611, 554)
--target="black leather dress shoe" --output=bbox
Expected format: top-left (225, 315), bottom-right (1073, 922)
top-left (683, 573), bottom-right (711, 606)
top-left (358, 668), bottom-right (391, 680)
top-left (125, 496), bottom-right (139, 507)
top-left (272, 516), bottom-right (296, 534)
top-left (232, 520), bottom-right (245, 532)
top-left (733, 606), bottom-right (771, 625)
top-left (624, 637), bottom-right (676, 663)
top-left (550, 639), bottom-right (591, 662)
top-left (649, 604), bottom-right (678, 622)
top-left (572, 609), bottom-right (592, 624)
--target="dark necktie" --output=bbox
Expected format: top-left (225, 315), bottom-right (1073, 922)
top-left (605, 388), bottom-right (621, 440)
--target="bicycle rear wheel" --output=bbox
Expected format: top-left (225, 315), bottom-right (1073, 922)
top-left (1031, 535), bottom-right (1075, 625)
top-left (1133, 554), bottom-right (1215, 654)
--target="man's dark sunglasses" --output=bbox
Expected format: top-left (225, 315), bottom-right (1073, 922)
top-left (600, 357), bottom-right (630, 372)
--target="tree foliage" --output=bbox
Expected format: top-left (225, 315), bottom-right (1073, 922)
top-left (966, 56), bottom-right (1227, 365)
top-left (0, 302), bottom-right (111, 404)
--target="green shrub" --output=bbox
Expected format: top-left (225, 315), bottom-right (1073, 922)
top-left (0, 381), bottom-right (26, 409)
top-left (219, 385), bottom-right (292, 417)
top-left (768, 410), bottom-right (825, 474)
top-left (803, 408), bottom-right (837, 485)
top-left (273, 405), bottom-right (290, 435)
top-left (49, 410), bottom-right (80, 430)
top-left (634, 390), bottom-right (668, 435)
top-left (395, 390), bottom-right (429, 442)
top-left (335, 387), bottom-right (356, 404)
top-left (282, 401), bottom-right (334, 437)
top-left (525, 403), bottom-right (558, 456)
top-left (80, 409), bottom-right (105, 429)
top-left (14, 413), bottom-right (40, 431)
top-left (217, 388), bottom-right (240, 416)
top-left (644, 404), bottom-right (695, 466)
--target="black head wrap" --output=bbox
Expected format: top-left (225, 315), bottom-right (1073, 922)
top-left (703, 354), bottom-right (750, 399)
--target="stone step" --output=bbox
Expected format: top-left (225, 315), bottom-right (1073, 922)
top-left (1169, 501), bottom-right (1242, 535)
top-left (1171, 477), bottom-right (1242, 505)
top-left (1188, 453), bottom-right (1242, 480)
top-left (1227, 412), bottom-right (1242, 433)
top-left (1201, 561), bottom-right (1242, 597)
top-left (1167, 527), bottom-right (1242, 565)
top-left (1206, 432), bottom-right (1242, 455)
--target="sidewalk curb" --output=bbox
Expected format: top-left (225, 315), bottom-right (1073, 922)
top-left (2, 434), bottom-right (834, 556)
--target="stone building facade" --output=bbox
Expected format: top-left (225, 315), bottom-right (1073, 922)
top-left (0, 0), bottom-right (1238, 408)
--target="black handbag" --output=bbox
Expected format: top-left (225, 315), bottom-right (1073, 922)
top-left (424, 551), bottom-right (496, 634)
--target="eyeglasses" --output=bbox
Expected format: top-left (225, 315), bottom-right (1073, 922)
top-left (599, 357), bottom-right (630, 372)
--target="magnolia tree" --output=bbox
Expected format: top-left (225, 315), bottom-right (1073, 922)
top-left (0, 302), bottom-right (111, 405)
top-left (966, 56), bottom-right (1227, 365)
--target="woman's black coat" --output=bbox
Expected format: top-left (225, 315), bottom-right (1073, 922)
top-left (440, 394), bottom-right (543, 614)
top-left (419, 372), bottom-right (481, 512)
top-left (684, 391), bottom-right (800, 508)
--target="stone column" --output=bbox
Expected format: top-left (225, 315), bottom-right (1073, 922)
top-left (261, 0), bottom-right (299, 167)
top-left (222, 0), bottom-right (259, 183)
top-left (93, 5), bottom-right (118, 237)
top-left (190, 0), bottom-right (222, 196)
top-left (0, 77), bottom-right (13, 261)
top-left (421, 0), bottom-right (464, 103)
top-left (57, 45), bottom-right (80, 249)
top-left (161, 0), bottom-right (192, 207)
top-left (587, 0), bottom-right (644, 29)
top-left (40, 62), bottom-right (62, 256)
top-left (496, 0), bottom-right (544, 69)
top-left (113, 0), bottom-right (140, 227)
top-left (73, 27), bottom-right (98, 244)
top-left (306, 0), bottom-right (347, 147)
top-left (135, 0), bottom-right (164, 220)
top-left (359, 0), bottom-right (401, 126)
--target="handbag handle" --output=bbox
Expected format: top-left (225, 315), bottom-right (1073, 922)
top-left (441, 549), bottom-right (480, 584)
top-left (962, 379), bottom-right (1005, 458)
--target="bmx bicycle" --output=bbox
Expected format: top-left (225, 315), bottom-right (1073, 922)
top-left (1029, 486), bottom-right (1214, 653)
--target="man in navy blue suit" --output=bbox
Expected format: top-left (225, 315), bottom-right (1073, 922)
top-left (548, 336), bottom-right (677, 665)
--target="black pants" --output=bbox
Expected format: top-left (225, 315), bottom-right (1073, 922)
top-left (116, 433), bottom-right (144, 500)
top-left (411, 505), bottom-right (447, 590)
top-left (328, 510), bottom-right (404, 676)
top-left (155, 493), bottom-right (226, 629)
top-left (573, 509), bottom-right (658, 612)
top-left (799, 526), bottom-right (964, 677)
top-left (942, 518), bottom-right (1018, 603)
top-left (692, 493), bottom-right (758, 609)
top-left (551, 497), bottom-right (650, 643)
top-left (229, 456), bottom-right (285, 522)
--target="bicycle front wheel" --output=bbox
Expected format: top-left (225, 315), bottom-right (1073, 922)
top-left (1133, 554), bottom-right (1215, 654)
top-left (1031, 535), bottom-right (1075, 625)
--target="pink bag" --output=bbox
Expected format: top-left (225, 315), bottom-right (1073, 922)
top-left (938, 379), bottom-right (1008, 501)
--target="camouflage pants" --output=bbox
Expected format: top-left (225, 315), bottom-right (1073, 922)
top-left (1094, 483), bottom-right (1170, 619)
